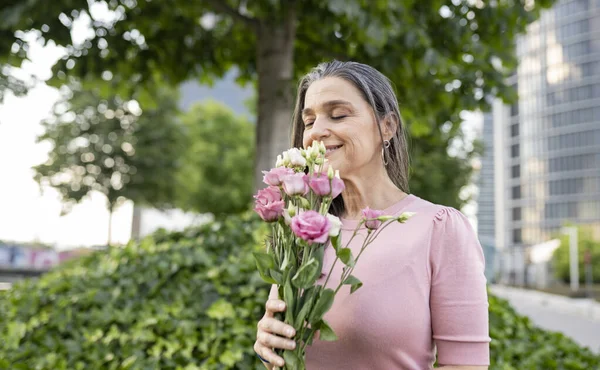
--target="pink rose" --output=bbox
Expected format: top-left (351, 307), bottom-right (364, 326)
top-left (253, 186), bottom-right (285, 222)
top-left (361, 207), bottom-right (385, 230)
top-left (329, 177), bottom-right (345, 198)
top-left (308, 173), bottom-right (345, 198)
top-left (262, 167), bottom-right (295, 187)
top-left (291, 210), bottom-right (332, 245)
top-left (282, 173), bottom-right (308, 196)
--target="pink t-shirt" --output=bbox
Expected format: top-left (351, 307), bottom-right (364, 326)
top-left (303, 194), bottom-right (491, 369)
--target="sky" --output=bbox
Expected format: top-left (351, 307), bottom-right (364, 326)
top-left (0, 10), bottom-right (134, 249)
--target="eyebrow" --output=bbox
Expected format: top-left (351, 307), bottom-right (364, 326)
top-left (302, 100), bottom-right (354, 116)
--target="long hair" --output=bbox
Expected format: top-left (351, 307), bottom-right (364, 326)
top-left (290, 60), bottom-right (410, 217)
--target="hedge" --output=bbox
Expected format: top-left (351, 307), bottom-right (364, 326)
top-left (0, 214), bottom-right (599, 369)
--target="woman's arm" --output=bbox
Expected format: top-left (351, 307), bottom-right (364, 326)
top-left (438, 366), bottom-right (489, 370)
top-left (429, 208), bottom-right (491, 368)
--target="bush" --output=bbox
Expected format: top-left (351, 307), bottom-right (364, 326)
top-left (552, 225), bottom-right (600, 284)
top-left (0, 213), bottom-right (269, 370)
top-left (489, 294), bottom-right (600, 369)
top-left (1, 215), bottom-right (599, 369)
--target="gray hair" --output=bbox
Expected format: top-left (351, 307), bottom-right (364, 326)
top-left (290, 60), bottom-right (410, 216)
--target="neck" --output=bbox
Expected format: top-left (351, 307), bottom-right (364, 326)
top-left (340, 165), bottom-right (407, 219)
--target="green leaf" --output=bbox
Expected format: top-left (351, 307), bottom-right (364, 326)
top-left (316, 320), bottom-right (338, 342)
top-left (283, 349), bottom-right (303, 369)
top-left (308, 288), bottom-right (335, 325)
top-left (269, 269), bottom-right (283, 285)
top-left (253, 252), bottom-right (277, 284)
top-left (337, 248), bottom-right (355, 268)
top-left (291, 258), bottom-right (320, 289)
top-left (283, 276), bottom-right (296, 325)
top-left (206, 299), bottom-right (236, 320)
top-left (343, 275), bottom-right (363, 294)
top-left (330, 235), bottom-right (341, 253)
top-left (294, 286), bottom-right (320, 329)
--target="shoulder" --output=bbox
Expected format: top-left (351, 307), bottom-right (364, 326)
top-left (402, 195), bottom-right (473, 235)
top-left (406, 195), bottom-right (482, 261)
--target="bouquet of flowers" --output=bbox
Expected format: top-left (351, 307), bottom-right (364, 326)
top-left (253, 141), bottom-right (414, 369)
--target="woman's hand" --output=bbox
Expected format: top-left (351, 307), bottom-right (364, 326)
top-left (254, 299), bottom-right (297, 368)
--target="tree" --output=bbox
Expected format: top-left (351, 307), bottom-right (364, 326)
top-left (176, 100), bottom-right (255, 217)
top-left (552, 225), bottom-right (600, 284)
top-left (1, 0), bottom-right (556, 198)
top-left (33, 84), bottom-right (186, 244)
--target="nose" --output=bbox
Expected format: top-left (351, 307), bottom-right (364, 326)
top-left (309, 117), bottom-right (331, 142)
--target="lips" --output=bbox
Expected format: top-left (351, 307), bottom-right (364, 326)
top-left (325, 145), bottom-right (343, 154)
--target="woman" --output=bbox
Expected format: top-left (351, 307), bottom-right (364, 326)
top-left (253, 61), bottom-right (490, 370)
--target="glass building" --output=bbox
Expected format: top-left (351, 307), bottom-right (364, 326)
top-left (485, 0), bottom-right (600, 284)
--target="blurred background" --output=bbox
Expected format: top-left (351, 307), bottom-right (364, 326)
top-left (0, 0), bottom-right (599, 369)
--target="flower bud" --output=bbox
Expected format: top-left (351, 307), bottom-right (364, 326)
top-left (299, 196), bottom-right (311, 209)
top-left (287, 201), bottom-right (297, 217)
top-left (327, 165), bottom-right (335, 180)
top-left (275, 155), bottom-right (285, 167)
top-left (319, 141), bottom-right (326, 155)
top-left (398, 212), bottom-right (416, 223)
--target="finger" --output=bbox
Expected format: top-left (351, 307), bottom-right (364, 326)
top-left (256, 345), bottom-right (285, 367)
top-left (258, 317), bottom-right (296, 338)
top-left (257, 331), bottom-right (297, 351)
top-left (265, 299), bottom-right (286, 316)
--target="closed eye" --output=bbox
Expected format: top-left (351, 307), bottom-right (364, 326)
top-left (331, 115), bottom-right (347, 120)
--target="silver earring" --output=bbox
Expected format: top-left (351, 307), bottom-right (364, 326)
top-left (381, 140), bottom-right (390, 166)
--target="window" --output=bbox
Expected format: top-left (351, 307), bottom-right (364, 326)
top-left (512, 185), bottom-right (521, 199)
top-left (511, 144), bottom-right (520, 158)
top-left (511, 103), bottom-right (519, 117)
top-left (511, 124), bottom-right (519, 137)
top-left (512, 207), bottom-right (522, 221)
top-left (513, 228), bottom-right (522, 244)
top-left (511, 165), bottom-right (520, 178)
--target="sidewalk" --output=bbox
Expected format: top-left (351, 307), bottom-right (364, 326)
top-left (490, 284), bottom-right (600, 322)
top-left (490, 284), bottom-right (600, 353)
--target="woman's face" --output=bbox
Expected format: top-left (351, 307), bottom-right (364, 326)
top-left (302, 77), bottom-right (383, 178)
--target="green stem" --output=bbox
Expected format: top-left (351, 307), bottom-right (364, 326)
top-left (334, 220), bottom-right (397, 294)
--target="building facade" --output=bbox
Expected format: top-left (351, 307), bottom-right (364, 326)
top-left (482, 0), bottom-right (600, 285)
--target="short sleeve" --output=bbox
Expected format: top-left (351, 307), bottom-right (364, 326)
top-left (429, 207), bottom-right (490, 366)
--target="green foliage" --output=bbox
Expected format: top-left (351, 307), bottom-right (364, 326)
top-left (488, 293), bottom-right (600, 369)
top-left (176, 101), bottom-right (255, 216)
top-left (552, 226), bottom-right (600, 284)
top-left (0, 213), bottom-right (269, 370)
top-left (33, 84), bottom-right (186, 214)
top-left (0, 0), bottom-right (557, 208)
top-left (1, 216), bottom-right (599, 369)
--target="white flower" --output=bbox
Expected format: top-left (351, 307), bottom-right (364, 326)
top-left (326, 214), bottom-right (342, 237)
top-left (275, 154), bottom-right (285, 167)
top-left (287, 148), bottom-right (307, 167)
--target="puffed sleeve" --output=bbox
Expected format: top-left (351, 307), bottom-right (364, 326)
top-left (429, 207), bottom-right (490, 366)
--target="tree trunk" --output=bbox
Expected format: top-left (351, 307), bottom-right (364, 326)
top-left (254, 5), bottom-right (297, 191)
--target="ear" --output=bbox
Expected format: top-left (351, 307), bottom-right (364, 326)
top-left (381, 113), bottom-right (398, 141)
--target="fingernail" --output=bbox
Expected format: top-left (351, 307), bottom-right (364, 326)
top-left (278, 303), bottom-right (285, 310)
top-left (289, 340), bottom-right (296, 349)
top-left (278, 359), bottom-right (285, 367)
top-left (287, 328), bottom-right (295, 337)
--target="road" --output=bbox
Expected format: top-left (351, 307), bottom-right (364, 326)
top-left (491, 285), bottom-right (600, 353)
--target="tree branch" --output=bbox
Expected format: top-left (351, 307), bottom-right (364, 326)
top-left (204, 0), bottom-right (259, 30)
